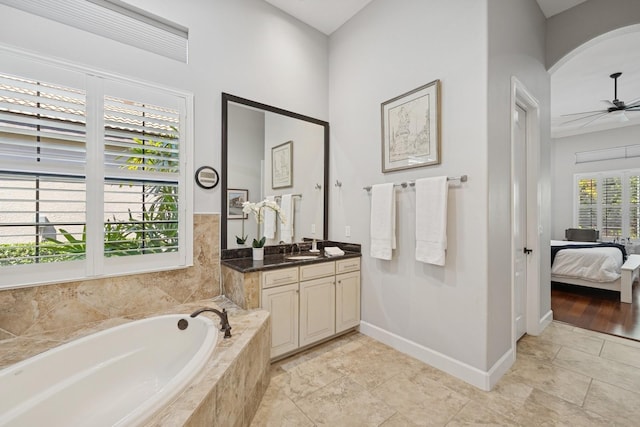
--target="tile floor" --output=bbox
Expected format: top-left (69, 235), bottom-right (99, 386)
top-left (250, 321), bottom-right (640, 426)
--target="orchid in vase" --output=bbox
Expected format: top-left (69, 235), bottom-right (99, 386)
top-left (242, 199), bottom-right (286, 248)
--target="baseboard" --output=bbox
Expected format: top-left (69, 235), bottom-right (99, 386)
top-left (539, 309), bottom-right (553, 331)
top-left (359, 321), bottom-right (513, 391)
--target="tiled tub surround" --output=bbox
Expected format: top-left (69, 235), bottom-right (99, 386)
top-left (221, 241), bottom-right (361, 310)
top-left (0, 214), bottom-right (220, 339)
top-left (0, 297), bottom-right (271, 427)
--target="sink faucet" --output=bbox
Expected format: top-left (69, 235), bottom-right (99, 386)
top-left (190, 307), bottom-right (232, 338)
top-left (291, 242), bottom-right (300, 255)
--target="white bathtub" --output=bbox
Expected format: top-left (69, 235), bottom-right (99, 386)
top-left (0, 314), bottom-right (218, 427)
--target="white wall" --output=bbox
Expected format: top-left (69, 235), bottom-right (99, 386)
top-left (487, 0), bottom-right (550, 366)
top-left (329, 0), bottom-right (491, 378)
top-left (227, 104), bottom-right (264, 247)
top-left (551, 125), bottom-right (640, 239)
top-left (0, 0), bottom-right (329, 214)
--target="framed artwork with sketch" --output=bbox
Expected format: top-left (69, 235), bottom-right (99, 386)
top-left (271, 140), bottom-right (293, 188)
top-left (381, 79), bottom-right (441, 172)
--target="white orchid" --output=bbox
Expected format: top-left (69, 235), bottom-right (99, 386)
top-left (241, 199), bottom-right (286, 247)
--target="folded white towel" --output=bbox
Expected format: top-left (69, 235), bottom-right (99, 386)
top-left (280, 194), bottom-right (294, 243)
top-left (324, 247), bottom-right (345, 257)
top-left (263, 196), bottom-right (276, 239)
top-left (370, 183), bottom-right (396, 260)
top-left (415, 176), bottom-right (448, 266)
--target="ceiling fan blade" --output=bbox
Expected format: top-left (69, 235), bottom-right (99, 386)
top-left (561, 111), bottom-right (607, 125)
top-left (579, 112), bottom-right (609, 128)
top-left (625, 97), bottom-right (640, 106)
top-left (560, 109), bottom-right (607, 117)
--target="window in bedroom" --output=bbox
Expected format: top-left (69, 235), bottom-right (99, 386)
top-left (575, 170), bottom-right (640, 241)
top-left (0, 50), bottom-right (193, 289)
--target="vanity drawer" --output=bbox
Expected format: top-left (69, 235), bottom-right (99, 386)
top-left (262, 267), bottom-right (299, 289)
top-left (336, 258), bottom-right (360, 274)
top-left (300, 261), bottom-right (335, 281)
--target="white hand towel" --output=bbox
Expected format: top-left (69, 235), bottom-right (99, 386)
top-left (370, 183), bottom-right (396, 260)
top-left (415, 176), bottom-right (448, 266)
top-left (263, 196), bottom-right (276, 239)
top-left (280, 194), bottom-right (294, 243)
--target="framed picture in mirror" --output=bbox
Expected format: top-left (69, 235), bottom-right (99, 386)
top-left (227, 189), bottom-right (248, 219)
top-left (272, 140), bottom-right (293, 189)
top-left (381, 79), bottom-right (441, 172)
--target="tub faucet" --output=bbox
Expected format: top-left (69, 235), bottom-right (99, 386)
top-left (190, 308), bottom-right (232, 338)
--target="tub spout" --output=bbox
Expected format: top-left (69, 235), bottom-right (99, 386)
top-left (190, 308), bottom-right (232, 338)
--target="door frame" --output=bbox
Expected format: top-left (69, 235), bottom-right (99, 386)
top-left (510, 77), bottom-right (542, 349)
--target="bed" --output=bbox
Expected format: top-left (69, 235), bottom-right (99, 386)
top-left (551, 240), bottom-right (640, 303)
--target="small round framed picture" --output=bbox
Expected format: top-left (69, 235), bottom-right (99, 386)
top-left (195, 166), bottom-right (219, 189)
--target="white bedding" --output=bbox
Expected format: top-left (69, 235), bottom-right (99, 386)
top-left (551, 240), bottom-right (623, 283)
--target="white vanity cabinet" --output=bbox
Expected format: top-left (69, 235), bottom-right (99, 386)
top-left (335, 258), bottom-right (361, 333)
top-left (260, 256), bottom-right (360, 360)
top-left (261, 267), bottom-right (299, 358)
top-left (299, 262), bottom-right (336, 347)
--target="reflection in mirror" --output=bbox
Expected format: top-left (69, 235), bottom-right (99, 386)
top-left (221, 93), bottom-right (329, 249)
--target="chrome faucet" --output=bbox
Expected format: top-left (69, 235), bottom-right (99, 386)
top-left (190, 307), bottom-right (232, 338)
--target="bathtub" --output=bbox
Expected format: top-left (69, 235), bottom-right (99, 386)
top-left (0, 314), bottom-right (218, 427)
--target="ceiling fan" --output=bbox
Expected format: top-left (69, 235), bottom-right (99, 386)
top-left (562, 72), bottom-right (640, 127)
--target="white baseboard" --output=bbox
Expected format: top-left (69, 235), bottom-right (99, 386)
top-left (359, 321), bottom-right (514, 391)
top-left (539, 309), bottom-right (553, 331)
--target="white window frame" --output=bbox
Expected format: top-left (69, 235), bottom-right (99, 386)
top-left (0, 47), bottom-right (193, 290)
top-left (574, 168), bottom-right (640, 243)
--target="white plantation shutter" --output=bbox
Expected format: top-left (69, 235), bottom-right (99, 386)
top-left (0, 73), bottom-right (87, 265)
top-left (0, 50), bottom-right (192, 288)
top-left (601, 176), bottom-right (622, 238)
top-left (577, 178), bottom-right (597, 230)
top-left (102, 86), bottom-right (182, 258)
top-left (630, 175), bottom-right (640, 240)
top-left (575, 172), bottom-right (640, 242)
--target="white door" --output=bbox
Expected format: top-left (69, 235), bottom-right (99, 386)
top-left (513, 104), bottom-right (528, 340)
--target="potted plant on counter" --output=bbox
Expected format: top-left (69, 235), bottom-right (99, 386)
top-left (242, 199), bottom-right (286, 260)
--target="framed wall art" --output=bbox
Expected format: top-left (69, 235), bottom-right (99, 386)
top-left (227, 189), bottom-right (248, 219)
top-left (272, 140), bottom-right (293, 189)
top-left (381, 79), bottom-right (441, 172)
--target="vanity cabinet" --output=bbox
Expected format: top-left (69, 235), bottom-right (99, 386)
top-left (299, 263), bottom-right (336, 348)
top-left (260, 256), bottom-right (360, 359)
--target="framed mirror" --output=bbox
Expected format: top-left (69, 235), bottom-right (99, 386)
top-left (221, 93), bottom-right (329, 249)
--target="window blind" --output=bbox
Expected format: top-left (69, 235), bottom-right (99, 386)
top-left (0, 73), bottom-right (87, 265)
top-left (601, 177), bottom-right (622, 238)
top-left (0, 0), bottom-right (188, 63)
top-left (577, 178), bottom-right (597, 230)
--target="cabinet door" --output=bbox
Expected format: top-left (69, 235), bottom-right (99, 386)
top-left (262, 283), bottom-right (299, 358)
top-left (336, 271), bottom-right (361, 333)
top-left (299, 276), bottom-right (335, 347)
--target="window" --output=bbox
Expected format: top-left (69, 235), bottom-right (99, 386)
top-left (0, 51), bottom-right (192, 288)
top-left (575, 170), bottom-right (640, 241)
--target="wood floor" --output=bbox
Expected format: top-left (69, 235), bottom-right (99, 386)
top-left (551, 281), bottom-right (640, 341)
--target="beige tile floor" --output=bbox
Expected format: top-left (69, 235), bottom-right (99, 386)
top-left (250, 321), bottom-right (640, 426)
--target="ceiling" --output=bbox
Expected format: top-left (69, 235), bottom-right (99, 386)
top-left (264, 0), bottom-right (639, 138)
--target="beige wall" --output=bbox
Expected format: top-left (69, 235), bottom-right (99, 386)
top-left (0, 214), bottom-right (220, 339)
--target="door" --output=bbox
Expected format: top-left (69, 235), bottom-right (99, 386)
top-left (262, 283), bottom-right (299, 358)
top-left (513, 104), bottom-right (528, 340)
top-left (299, 276), bottom-right (335, 347)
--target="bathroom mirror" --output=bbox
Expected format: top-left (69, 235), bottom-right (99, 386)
top-left (221, 93), bottom-right (329, 249)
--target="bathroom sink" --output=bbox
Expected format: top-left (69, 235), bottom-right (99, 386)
top-left (286, 255), bottom-right (320, 260)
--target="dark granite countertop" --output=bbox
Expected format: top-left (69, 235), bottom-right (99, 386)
top-left (221, 240), bottom-right (361, 273)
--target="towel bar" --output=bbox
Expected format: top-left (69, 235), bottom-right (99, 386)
top-left (363, 175), bottom-right (467, 192)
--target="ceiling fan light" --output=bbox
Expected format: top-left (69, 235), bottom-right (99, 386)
top-left (613, 110), bottom-right (629, 122)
